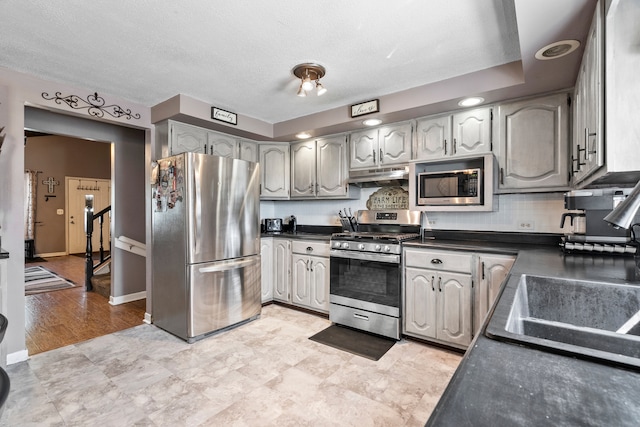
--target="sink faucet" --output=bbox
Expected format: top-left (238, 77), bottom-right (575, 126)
top-left (604, 180), bottom-right (640, 279)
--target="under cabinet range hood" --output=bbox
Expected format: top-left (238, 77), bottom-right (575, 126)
top-left (348, 165), bottom-right (409, 187)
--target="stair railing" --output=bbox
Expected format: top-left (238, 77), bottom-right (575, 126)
top-left (84, 195), bottom-right (111, 290)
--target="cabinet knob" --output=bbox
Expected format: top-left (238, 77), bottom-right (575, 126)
top-left (306, 246), bottom-right (313, 252)
top-left (430, 258), bottom-right (443, 264)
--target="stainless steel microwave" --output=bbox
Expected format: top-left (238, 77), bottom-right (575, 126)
top-left (417, 168), bottom-right (482, 206)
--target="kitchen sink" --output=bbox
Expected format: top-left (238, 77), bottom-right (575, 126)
top-left (486, 274), bottom-right (640, 370)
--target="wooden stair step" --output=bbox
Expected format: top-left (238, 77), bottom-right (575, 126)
top-left (90, 273), bottom-right (110, 299)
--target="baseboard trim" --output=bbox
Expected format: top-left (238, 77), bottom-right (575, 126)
top-left (143, 312), bottom-right (152, 324)
top-left (109, 291), bottom-right (146, 306)
top-left (7, 349), bottom-right (29, 365)
top-left (36, 251), bottom-right (67, 258)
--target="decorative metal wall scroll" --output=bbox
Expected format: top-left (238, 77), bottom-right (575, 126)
top-left (41, 91), bottom-right (141, 120)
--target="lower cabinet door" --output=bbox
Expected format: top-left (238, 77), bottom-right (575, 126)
top-left (404, 267), bottom-right (437, 339)
top-left (291, 254), bottom-right (311, 307)
top-left (309, 256), bottom-right (329, 313)
top-left (436, 271), bottom-right (473, 346)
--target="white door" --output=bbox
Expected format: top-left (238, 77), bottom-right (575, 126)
top-left (66, 178), bottom-right (111, 254)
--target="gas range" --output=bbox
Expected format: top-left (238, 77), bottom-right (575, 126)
top-left (330, 232), bottom-right (421, 255)
top-left (328, 209), bottom-right (422, 340)
top-left (330, 210), bottom-right (421, 255)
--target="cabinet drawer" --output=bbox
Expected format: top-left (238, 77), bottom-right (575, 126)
top-left (291, 240), bottom-right (330, 257)
top-left (404, 248), bottom-right (472, 273)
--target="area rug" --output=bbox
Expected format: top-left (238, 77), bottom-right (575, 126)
top-left (309, 324), bottom-right (396, 361)
top-left (25, 266), bottom-right (76, 295)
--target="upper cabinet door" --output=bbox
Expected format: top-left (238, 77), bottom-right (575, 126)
top-left (170, 122), bottom-right (207, 155)
top-left (349, 129), bottom-right (377, 170)
top-left (414, 115), bottom-right (451, 161)
top-left (378, 123), bottom-right (412, 166)
top-left (496, 92), bottom-right (570, 191)
top-left (239, 140), bottom-right (259, 163)
top-left (316, 136), bottom-right (347, 198)
top-left (207, 131), bottom-right (238, 158)
top-left (259, 144), bottom-right (290, 199)
top-left (452, 108), bottom-right (492, 156)
top-left (290, 141), bottom-right (317, 198)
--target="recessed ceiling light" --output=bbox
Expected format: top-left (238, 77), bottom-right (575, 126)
top-left (535, 40), bottom-right (580, 60)
top-left (458, 97), bottom-right (484, 107)
top-left (363, 118), bottom-right (382, 126)
top-left (296, 132), bottom-right (312, 139)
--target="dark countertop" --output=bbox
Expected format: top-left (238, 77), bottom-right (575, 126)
top-left (421, 239), bottom-right (640, 426)
top-left (261, 225), bottom-right (338, 241)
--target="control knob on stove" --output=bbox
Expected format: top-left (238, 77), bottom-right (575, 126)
top-left (384, 245), bottom-right (391, 252)
top-left (341, 242), bottom-right (349, 249)
top-left (358, 243), bottom-right (365, 250)
top-left (333, 241), bottom-right (341, 248)
top-left (374, 244), bottom-right (381, 251)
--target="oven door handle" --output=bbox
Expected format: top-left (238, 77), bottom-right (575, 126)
top-left (330, 249), bottom-right (400, 264)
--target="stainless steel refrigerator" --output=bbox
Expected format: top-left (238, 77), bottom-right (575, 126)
top-left (151, 152), bottom-right (261, 342)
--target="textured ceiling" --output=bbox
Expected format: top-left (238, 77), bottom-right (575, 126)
top-left (0, 0), bottom-right (524, 123)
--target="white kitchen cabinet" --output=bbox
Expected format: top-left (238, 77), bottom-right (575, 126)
top-left (473, 253), bottom-right (515, 334)
top-left (350, 122), bottom-right (412, 170)
top-left (494, 92), bottom-right (570, 192)
top-left (404, 248), bottom-right (473, 348)
top-left (239, 139), bottom-right (259, 163)
top-left (290, 240), bottom-right (330, 313)
top-left (291, 135), bottom-right (352, 199)
top-left (272, 239), bottom-right (291, 302)
top-left (414, 108), bottom-right (492, 161)
top-left (259, 143), bottom-right (290, 199)
top-left (405, 267), bottom-right (473, 347)
top-left (168, 121), bottom-right (208, 155)
top-left (207, 131), bottom-right (238, 158)
top-left (261, 237), bottom-right (273, 303)
top-left (572, 2), bottom-right (603, 184)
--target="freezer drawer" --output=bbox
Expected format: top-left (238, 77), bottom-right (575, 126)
top-left (188, 255), bottom-right (261, 339)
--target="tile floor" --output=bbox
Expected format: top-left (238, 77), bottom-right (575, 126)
top-left (1, 305), bottom-right (462, 426)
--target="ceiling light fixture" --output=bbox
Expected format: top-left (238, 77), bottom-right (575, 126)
top-left (293, 63), bottom-right (327, 97)
top-left (296, 132), bottom-right (312, 139)
top-left (363, 118), bottom-right (382, 126)
top-left (458, 97), bottom-right (485, 107)
top-left (535, 40), bottom-right (580, 60)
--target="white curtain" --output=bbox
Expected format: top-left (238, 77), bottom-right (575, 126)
top-left (24, 171), bottom-right (37, 240)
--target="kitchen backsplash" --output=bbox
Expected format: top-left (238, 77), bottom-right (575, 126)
top-left (261, 188), bottom-right (567, 234)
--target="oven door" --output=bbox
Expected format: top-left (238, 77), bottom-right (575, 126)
top-left (329, 250), bottom-right (401, 317)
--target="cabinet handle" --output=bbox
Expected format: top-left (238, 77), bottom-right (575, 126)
top-left (444, 139), bottom-right (447, 155)
top-left (430, 258), bottom-right (443, 264)
top-left (431, 276), bottom-right (435, 291)
top-left (372, 150), bottom-right (376, 163)
top-left (309, 183), bottom-right (314, 193)
top-left (453, 138), bottom-right (457, 155)
top-left (316, 182), bottom-right (319, 193)
top-left (576, 144), bottom-right (586, 167)
top-left (585, 127), bottom-right (597, 154)
top-left (379, 148), bottom-right (383, 164)
top-left (309, 260), bottom-right (313, 272)
top-left (500, 167), bottom-right (504, 185)
top-left (481, 262), bottom-right (485, 280)
top-left (353, 313), bottom-right (369, 321)
top-left (204, 144), bottom-right (207, 154)
top-left (438, 277), bottom-right (442, 292)
top-left (305, 259), bottom-right (310, 271)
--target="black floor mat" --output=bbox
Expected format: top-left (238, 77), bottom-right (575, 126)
top-left (309, 325), bottom-right (396, 361)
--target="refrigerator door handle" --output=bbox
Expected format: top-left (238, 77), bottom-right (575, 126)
top-left (198, 257), bottom-right (257, 273)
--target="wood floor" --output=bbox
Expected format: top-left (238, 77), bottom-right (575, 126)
top-left (25, 255), bottom-right (146, 355)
